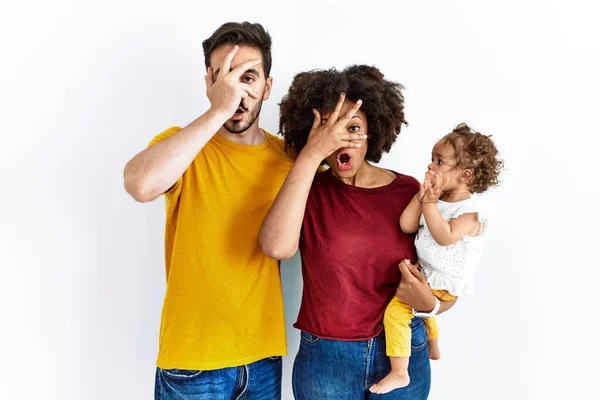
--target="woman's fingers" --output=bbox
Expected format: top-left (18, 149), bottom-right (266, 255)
top-left (327, 92), bottom-right (346, 126)
top-left (310, 109), bottom-right (322, 132)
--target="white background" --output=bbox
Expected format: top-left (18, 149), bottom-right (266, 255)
top-left (1, 0), bottom-right (598, 399)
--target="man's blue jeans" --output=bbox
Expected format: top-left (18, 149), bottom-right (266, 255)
top-left (155, 356), bottom-right (282, 400)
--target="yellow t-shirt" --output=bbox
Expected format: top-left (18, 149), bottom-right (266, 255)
top-left (149, 126), bottom-right (295, 370)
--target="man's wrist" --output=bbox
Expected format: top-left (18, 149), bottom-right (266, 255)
top-left (206, 106), bottom-right (230, 123)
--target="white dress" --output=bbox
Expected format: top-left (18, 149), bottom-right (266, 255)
top-left (415, 197), bottom-right (486, 297)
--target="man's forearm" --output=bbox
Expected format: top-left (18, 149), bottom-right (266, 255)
top-left (124, 109), bottom-right (227, 202)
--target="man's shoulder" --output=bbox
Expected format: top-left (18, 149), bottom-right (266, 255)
top-left (148, 126), bottom-right (182, 147)
top-left (263, 130), bottom-right (296, 162)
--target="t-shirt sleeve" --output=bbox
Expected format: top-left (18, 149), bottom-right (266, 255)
top-left (451, 199), bottom-right (488, 234)
top-left (148, 126), bottom-right (183, 198)
top-left (451, 199), bottom-right (480, 220)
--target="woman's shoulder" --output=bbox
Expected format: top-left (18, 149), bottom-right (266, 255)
top-left (311, 168), bottom-right (334, 189)
top-left (389, 171), bottom-right (420, 192)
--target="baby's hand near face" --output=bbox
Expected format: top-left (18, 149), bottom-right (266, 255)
top-left (417, 173), bottom-right (432, 202)
top-left (420, 171), bottom-right (448, 203)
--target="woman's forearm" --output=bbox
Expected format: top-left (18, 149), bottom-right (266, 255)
top-left (259, 152), bottom-right (322, 260)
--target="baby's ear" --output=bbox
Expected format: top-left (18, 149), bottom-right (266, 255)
top-left (459, 169), bottom-right (473, 184)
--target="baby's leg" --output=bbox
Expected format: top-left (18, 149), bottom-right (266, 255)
top-left (425, 290), bottom-right (460, 360)
top-left (424, 317), bottom-right (441, 360)
top-left (369, 297), bottom-right (413, 394)
top-left (427, 338), bottom-right (441, 360)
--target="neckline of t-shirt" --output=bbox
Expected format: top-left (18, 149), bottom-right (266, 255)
top-left (211, 129), bottom-right (272, 151)
top-left (323, 169), bottom-right (402, 194)
top-left (438, 197), bottom-right (472, 205)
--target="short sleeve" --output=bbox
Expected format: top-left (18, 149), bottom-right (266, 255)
top-left (451, 199), bottom-right (488, 234)
top-left (148, 126), bottom-right (183, 198)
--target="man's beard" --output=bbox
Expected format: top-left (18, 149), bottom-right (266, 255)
top-left (224, 99), bottom-right (263, 134)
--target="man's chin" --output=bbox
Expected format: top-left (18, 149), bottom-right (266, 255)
top-left (224, 120), bottom-right (250, 134)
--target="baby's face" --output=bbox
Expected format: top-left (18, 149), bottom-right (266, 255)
top-left (427, 141), bottom-right (463, 190)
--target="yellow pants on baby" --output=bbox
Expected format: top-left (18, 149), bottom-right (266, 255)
top-left (383, 290), bottom-right (458, 357)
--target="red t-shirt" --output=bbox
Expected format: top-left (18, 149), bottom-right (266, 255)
top-left (294, 169), bottom-right (419, 340)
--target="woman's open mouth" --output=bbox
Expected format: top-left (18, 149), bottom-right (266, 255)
top-left (336, 151), bottom-right (352, 171)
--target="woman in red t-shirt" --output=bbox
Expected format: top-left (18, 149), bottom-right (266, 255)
top-left (261, 65), bottom-right (453, 399)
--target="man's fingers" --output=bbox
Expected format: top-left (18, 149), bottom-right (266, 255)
top-left (221, 45), bottom-right (240, 77)
top-left (240, 84), bottom-right (261, 99)
top-left (205, 67), bottom-right (214, 88)
top-left (328, 92), bottom-right (346, 126)
top-left (241, 92), bottom-right (248, 110)
top-left (230, 58), bottom-right (262, 79)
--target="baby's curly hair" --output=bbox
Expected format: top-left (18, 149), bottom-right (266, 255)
top-left (279, 65), bottom-right (406, 163)
top-left (442, 123), bottom-right (503, 193)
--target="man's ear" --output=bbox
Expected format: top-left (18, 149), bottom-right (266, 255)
top-left (263, 76), bottom-right (273, 101)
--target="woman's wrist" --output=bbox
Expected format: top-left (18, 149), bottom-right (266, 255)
top-left (297, 148), bottom-right (324, 168)
top-left (413, 297), bottom-right (440, 318)
top-left (416, 292), bottom-right (437, 313)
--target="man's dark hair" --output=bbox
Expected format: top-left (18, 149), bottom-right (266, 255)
top-left (202, 22), bottom-right (272, 77)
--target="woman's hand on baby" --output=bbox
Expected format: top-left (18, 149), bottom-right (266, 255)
top-left (396, 259), bottom-right (437, 312)
top-left (302, 92), bottom-right (366, 161)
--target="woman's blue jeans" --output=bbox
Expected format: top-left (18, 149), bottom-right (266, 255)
top-left (292, 318), bottom-right (431, 399)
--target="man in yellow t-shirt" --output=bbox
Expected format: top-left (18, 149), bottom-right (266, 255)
top-left (123, 22), bottom-right (294, 399)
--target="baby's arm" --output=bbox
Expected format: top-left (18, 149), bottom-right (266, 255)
top-left (422, 203), bottom-right (479, 246)
top-left (400, 176), bottom-right (431, 234)
top-left (399, 195), bottom-right (422, 234)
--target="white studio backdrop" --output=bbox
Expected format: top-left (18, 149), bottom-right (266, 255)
top-left (1, 0), bottom-right (598, 399)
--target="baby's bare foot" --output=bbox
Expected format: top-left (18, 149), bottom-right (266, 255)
top-left (369, 371), bottom-right (410, 394)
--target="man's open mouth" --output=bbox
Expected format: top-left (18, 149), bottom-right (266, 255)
top-left (231, 106), bottom-right (247, 120)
